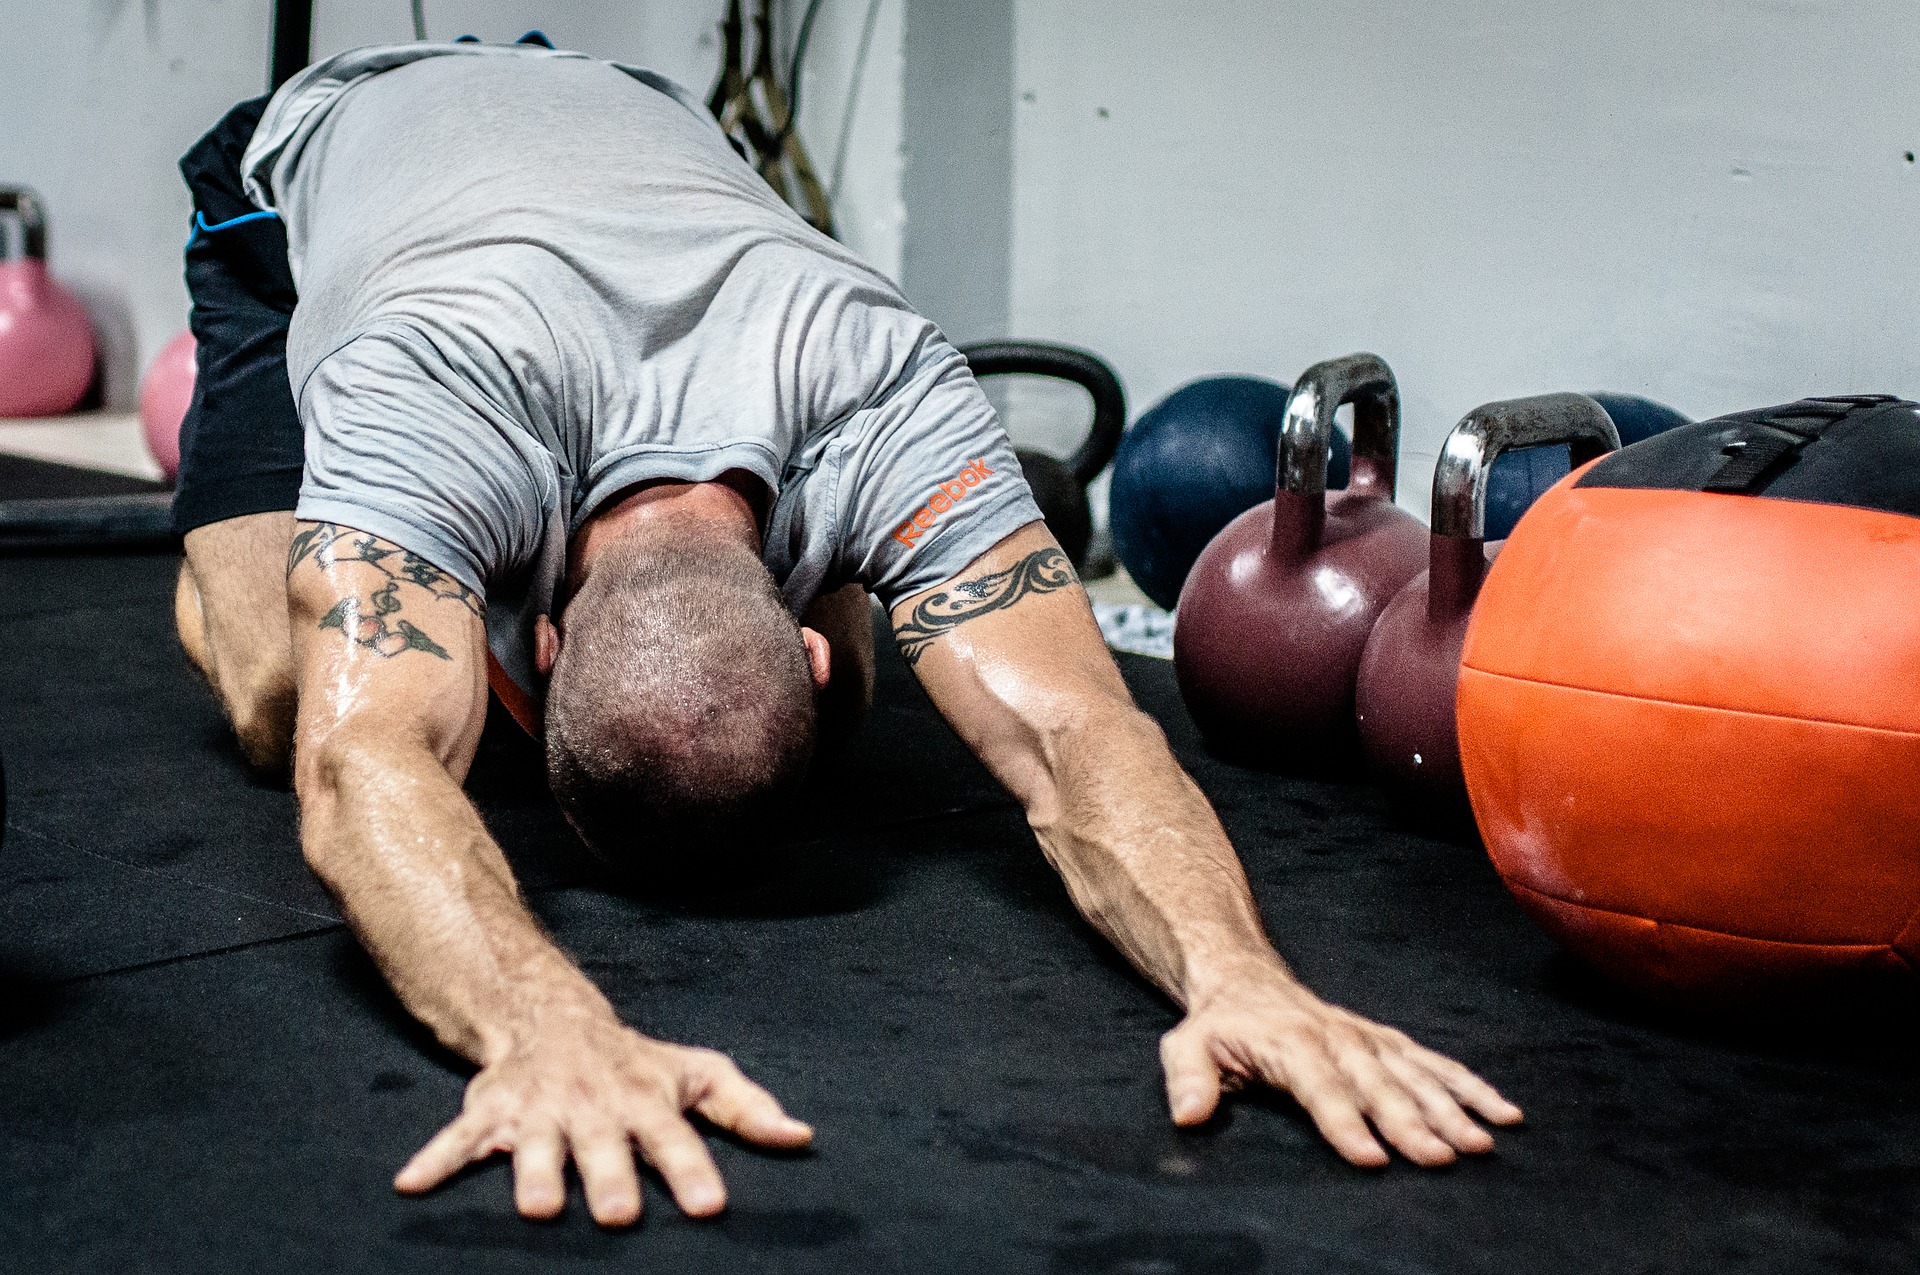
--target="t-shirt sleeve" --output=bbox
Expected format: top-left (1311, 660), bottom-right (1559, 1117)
top-left (293, 328), bottom-right (554, 596)
top-left (828, 348), bottom-right (1045, 610)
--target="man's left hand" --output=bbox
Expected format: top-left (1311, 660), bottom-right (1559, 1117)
top-left (1159, 963), bottom-right (1523, 1167)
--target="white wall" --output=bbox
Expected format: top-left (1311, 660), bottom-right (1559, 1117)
top-left (794, 0), bottom-right (906, 284)
top-left (900, 0), bottom-right (1011, 345)
top-left (11, 0), bottom-right (1916, 502)
top-left (1010, 0), bottom-right (1920, 515)
top-left (0, 0), bottom-right (904, 406)
top-left (0, 0), bottom-right (273, 408)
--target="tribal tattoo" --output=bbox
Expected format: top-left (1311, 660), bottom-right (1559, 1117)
top-left (288, 523), bottom-right (483, 661)
top-left (893, 547), bottom-right (1078, 666)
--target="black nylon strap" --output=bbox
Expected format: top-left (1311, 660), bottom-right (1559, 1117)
top-left (1704, 431), bottom-right (1802, 493)
top-left (1702, 397), bottom-right (1897, 495)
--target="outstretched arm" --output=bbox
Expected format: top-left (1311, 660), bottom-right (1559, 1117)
top-left (287, 523), bottom-right (810, 1227)
top-left (894, 521), bottom-right (1521, 1166)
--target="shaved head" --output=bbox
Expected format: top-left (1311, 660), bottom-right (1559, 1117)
top-left (544, 526), bottom-right (816, 875)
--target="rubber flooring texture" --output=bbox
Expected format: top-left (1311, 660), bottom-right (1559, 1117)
top-left (0, 455), bottom-right (165, 501)
top-left (1, 549), bottom-right (1916, 1274)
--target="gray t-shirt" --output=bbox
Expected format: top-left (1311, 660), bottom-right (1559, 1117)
top-left (241, 42), bottom-right (1039, 699)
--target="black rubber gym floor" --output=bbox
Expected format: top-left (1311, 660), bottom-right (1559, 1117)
top-left (1, 472), bottom-right (1916, 1272)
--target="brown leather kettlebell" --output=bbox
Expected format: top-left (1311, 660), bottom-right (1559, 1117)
top-left (0, 187), bottom-right (95, 418)
top-left (1174, 352), bottom-right (1427, 768)
top-left (1354, 393), bottom-right (1619, 819)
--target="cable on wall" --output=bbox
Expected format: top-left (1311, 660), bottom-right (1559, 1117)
top-left (828, 0), bottom-right (885, 205)
top-left (778, 0), bottom-right (828, 141)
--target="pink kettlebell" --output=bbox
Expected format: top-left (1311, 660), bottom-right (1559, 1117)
top-left (0, 187), bottom-right (95, 418)
top-left (140, 330), bottom-right (197, 480)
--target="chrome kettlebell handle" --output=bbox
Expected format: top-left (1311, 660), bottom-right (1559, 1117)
top-left (1280, 352), bottom-right (1400, 500)
top-left (1432, 393), bottom-right (1620, 540)
top-left (0, 187), bottom-right (49, 262)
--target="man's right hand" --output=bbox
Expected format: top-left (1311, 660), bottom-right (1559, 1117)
top-left (393, 1012), bottom-right (813, 1227)
top-left (284, 525), bottom-right (809, 1228)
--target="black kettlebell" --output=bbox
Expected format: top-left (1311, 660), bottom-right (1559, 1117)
top-left (959, 340), bottom-right (1126, 569)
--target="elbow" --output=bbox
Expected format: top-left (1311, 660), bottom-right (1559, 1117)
top-left (1018, 696), bottom-right (1170, 827)
top-left (293, 721), bottom-right (349, 804)
top-left (291, 728), bottom-right (393, 881)
top-left (1044, 696), bottom-right (1168, 762)
top-left (231, 675), bottom-right (298, 777)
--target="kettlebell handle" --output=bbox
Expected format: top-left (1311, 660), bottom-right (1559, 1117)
top-left (1432, 392), bottom-right (1619, 541)
top-left (0, 187), bottom-right (48, 261)
top-left (1425, 392), bottom-right (1619, 622)
top-left (959, 340), bottom-right (1127, 485)
top-left (1279, 352), bottom-right (1400, 499)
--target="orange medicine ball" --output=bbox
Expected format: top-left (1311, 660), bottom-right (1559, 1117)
top-left (1458, 395), bottom-right (1920, 1007)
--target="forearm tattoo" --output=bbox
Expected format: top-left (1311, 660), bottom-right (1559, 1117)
top-left (287, 523), bottom-right (483, 661)
top-left (893, 547), bottom-right (1078, 666)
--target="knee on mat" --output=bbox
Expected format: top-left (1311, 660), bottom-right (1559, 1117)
top-left (174, 565), bottom-right (297, 772)
top-left (229, 673), bottom-right (297, 774)
top-left (172, 563), bottom-right (209, 672)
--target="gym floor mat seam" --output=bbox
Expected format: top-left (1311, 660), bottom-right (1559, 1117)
top-left (35, 921), bottom-right (347, 989)
top-left (4, 820), bottom-right (339, 927)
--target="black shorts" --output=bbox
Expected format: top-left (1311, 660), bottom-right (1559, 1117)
top-left (171, 97), bottom-right (305, 536)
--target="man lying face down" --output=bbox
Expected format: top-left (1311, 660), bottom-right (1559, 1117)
top-left (169, 39), bottom-right (1521, 1229)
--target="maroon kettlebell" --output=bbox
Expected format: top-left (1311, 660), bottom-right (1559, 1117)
top-left (1354, 393), bottom-right (1619, 818)
top-left (0, 187), bottom-right (95, 418)
top-left (1174, 352), bottom-right (1428, 768)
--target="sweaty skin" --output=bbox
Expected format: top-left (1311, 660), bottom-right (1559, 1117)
top-left (282, 481), bottom-right (821, 1228)
top-left (895, 522), bottom-right (1520, 1166)
top-left (187, 479), bottom-right (1519, 1231)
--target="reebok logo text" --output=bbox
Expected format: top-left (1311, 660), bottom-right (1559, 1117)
top-left (892, 458), bottom-right (996, 549)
